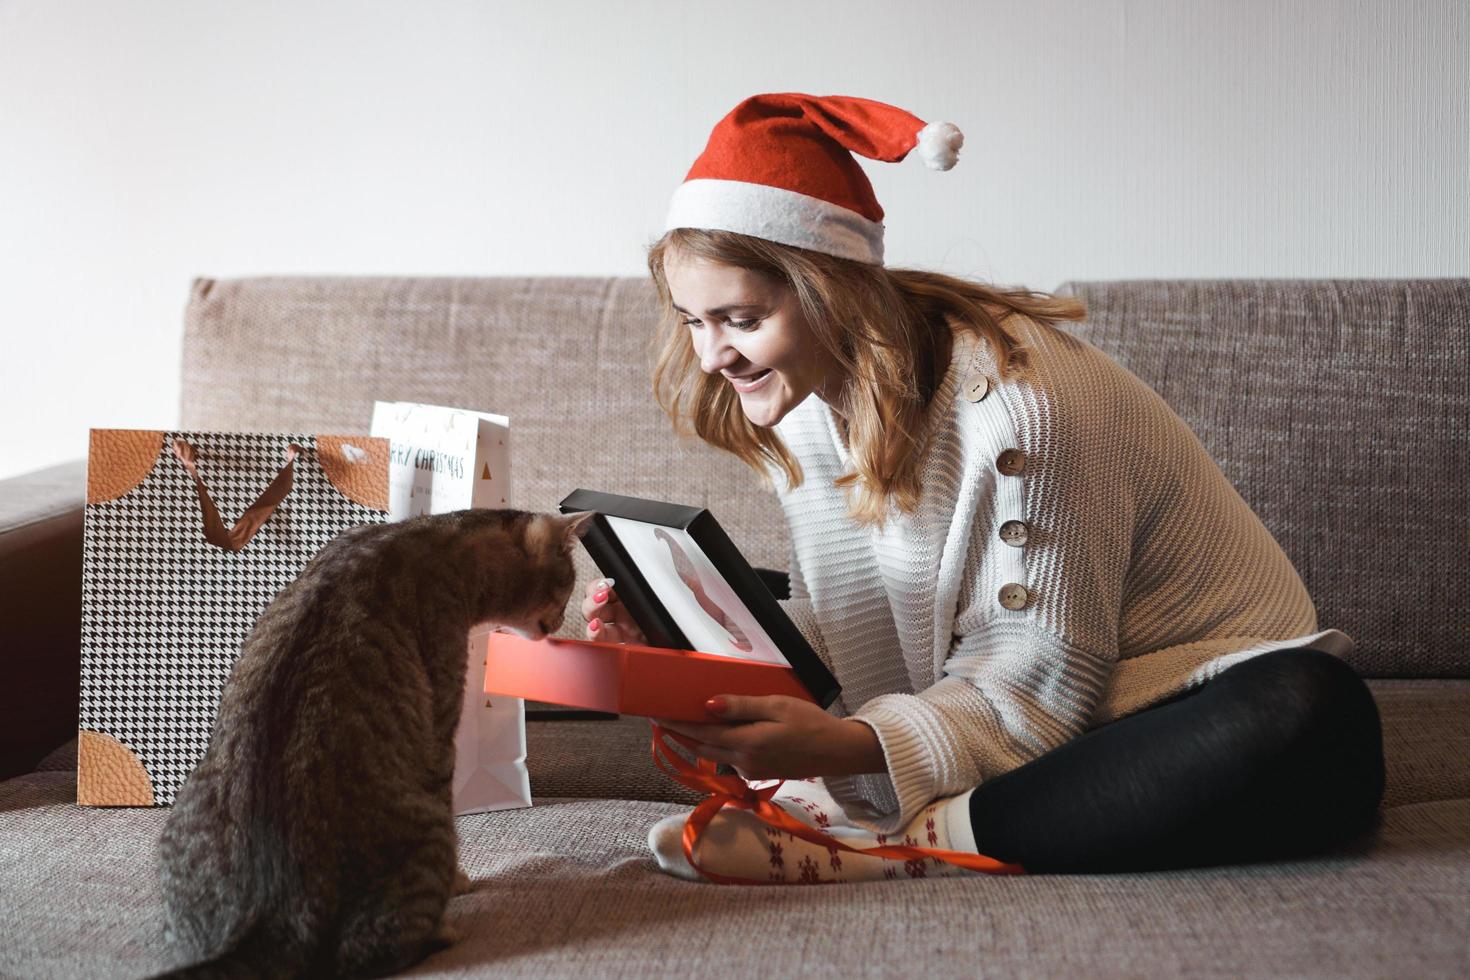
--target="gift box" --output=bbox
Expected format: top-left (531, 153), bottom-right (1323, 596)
top-left (482, 634), bottom-right (815, 722)
top-left (557, 488), bottom-right (842, 711)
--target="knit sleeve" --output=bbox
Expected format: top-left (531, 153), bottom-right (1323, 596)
top-left (825, 629), bottom-right (1116, 834)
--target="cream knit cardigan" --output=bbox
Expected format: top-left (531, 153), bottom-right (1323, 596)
top-left (770, 313), bottom-right (1352, 834)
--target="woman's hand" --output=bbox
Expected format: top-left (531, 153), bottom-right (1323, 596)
top-left (654, 695), bottom-right (887, 781)
top-left (580, 578), bottom-right (646, 645)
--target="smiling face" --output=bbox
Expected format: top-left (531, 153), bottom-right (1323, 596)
top-left (664, 253), bottom-right (846, 428)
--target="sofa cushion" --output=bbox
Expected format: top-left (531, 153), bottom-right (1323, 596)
top-left (30, 718), bottom-right (708, 807)
top-left (1058, 279), bottom-right (1469, 678)
top-left (30, 678), bottom-right (1470, 809)
top-left (524, 715), bottom-right (702, 805)
top-left (523, 678), bottom-right (1470, 809)
top-left (1, 768), bottom-right (1466, 979)
top-left (1374, 679), bottom-right (1470, 808)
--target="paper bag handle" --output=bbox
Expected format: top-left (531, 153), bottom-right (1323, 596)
top-left (172, 439), bottom-right (301, 552)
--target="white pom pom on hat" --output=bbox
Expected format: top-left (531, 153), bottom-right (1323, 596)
top-left (916, 120), bottom-right (965, 171)
top-left (663, 93), bottom-right (964, 266)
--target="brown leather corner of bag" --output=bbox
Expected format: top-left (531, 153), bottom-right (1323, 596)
top-left (76, 729), bottom-right (156, 806)
top-left (316, 435), bottom-right (390, 512)
top-left (87, 430), bottom-right (166, 505)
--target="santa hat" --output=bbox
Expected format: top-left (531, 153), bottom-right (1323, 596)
top-left (663, 93), bottom-right (964, 266)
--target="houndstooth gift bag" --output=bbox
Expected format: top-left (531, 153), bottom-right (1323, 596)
top-left (77, 429), bottom-right (389, 806)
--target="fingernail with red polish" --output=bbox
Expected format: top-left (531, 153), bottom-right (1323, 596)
top-left (593, 590), bottom-right (608, 604)
top-left (589, 618), bottom-right (602, 633)
top-left (705, 696), bottom-right (727, 714)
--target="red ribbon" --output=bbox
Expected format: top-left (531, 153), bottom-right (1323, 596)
top-left (649, 722), bottom-right (1026, 884)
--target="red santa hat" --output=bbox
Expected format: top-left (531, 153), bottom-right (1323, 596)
top-left (663, 93), bottom-right (964, 266)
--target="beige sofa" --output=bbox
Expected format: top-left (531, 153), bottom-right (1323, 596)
top-left (2, 276), bottom-right (1467, 977)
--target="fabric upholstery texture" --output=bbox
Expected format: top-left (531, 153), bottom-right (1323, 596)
top-left (28, 677), bottom-right (1470, 809)
top-left (181, 276), bottom-right (1469, 676)
top-left (0, 275), bottom-right (1459, 976)
top-left (179, 276), bottom-right (794, 615)
top-left (1057, 279), bottom-right (1468, 677)
top-left (2, 764), bottom-right (1467, 979)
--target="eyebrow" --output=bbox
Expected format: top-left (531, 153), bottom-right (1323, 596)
top-left (671, 303), bottom-right (765, 316)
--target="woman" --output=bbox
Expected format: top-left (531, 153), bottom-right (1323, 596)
top-left (582, 93), bottom-right (1385, 883)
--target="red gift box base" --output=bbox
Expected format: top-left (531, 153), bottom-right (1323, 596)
top-left (482, 633), bottom-right (815, 722)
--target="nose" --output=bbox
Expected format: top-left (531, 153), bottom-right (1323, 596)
top-left (696, 328), bottom-right (741, 375)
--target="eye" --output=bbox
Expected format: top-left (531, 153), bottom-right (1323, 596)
top-left (679, 316), bottom-right (763, 330)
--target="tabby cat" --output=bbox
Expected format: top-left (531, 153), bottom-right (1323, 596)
top-left (154, 508), bottom-right (595, 979)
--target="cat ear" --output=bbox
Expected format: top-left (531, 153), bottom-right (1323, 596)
top-left (560, 511), bottom-right (596, 553)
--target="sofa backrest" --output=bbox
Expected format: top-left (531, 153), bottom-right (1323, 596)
top-left (182, 276), bottom-right (1468, 678)
top-left (179, 276), bottom-right (795, 625)
top-left (1056, 279), bottom-right (1468, 678)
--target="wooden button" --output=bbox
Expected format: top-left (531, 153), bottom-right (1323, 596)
top-left (998, 583), bottom-right (1030, 610)
top-left (999, 520), bottom-right (1029, 547)
top-left (996, 449), bottom-right (1027, 476)
top-left (962, 371), bottom-right (990, 403)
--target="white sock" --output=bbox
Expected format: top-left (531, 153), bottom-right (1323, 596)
top-left (647, 781), bottom-right (985, 884)
top-left (946, 787), bottom-right (979, 852)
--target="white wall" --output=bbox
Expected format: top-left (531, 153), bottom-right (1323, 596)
top-left (1, 0), bottom-right (1465, 480)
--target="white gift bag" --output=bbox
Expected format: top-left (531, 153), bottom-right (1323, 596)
top-left (370, 401), bottom-right (530, 816)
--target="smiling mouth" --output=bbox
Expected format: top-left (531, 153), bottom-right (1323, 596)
top-left (728, 368), bottom-right (773, 388)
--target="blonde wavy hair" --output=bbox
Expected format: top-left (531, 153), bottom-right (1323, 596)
top-left (647, 228), bottom-right (1087, 528)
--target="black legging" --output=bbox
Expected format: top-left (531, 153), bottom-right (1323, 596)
top-left (966, 648), bottom-right (1386, 873)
